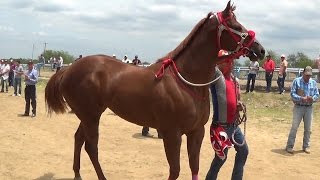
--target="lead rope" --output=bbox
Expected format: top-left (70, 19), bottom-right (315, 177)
top-left (231, 76), bottom-right (247, 147)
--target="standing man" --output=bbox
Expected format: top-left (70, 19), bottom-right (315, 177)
top-left (38, 54), bottom-right (45, 76)
top-left (0, 60), bottom-right (10, 93)
top-left (245, 59), bottom-right (259, 93)
top-left (262, 54), bottom-right (275, 92)
top-left (8, 59), bottom-right (15, 87)
top-left (132, 55), bottom-right (141, 65)
top-left (133, 55), bottom-right (151, 137)
top-left (75, 55), bottom-right (82, 62)
top-left (206, 59), bottom-right (248, 180)
top-left (132, 55), bottom-right (162, 138)
top-left (13, 60), bottom-right (24, 96)
top-left (277, 54), bottom-right (288, 94)
top-left (122, 55), bottom-right (131, 64)
top-left (286, 66), bottom-right (319, 154)
top-left (56, 56), bottom-right (63, 72)
top-left (22, 61), bottom-right (38, 117)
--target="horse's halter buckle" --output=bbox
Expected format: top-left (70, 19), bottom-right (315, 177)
top-left (214, 12), bottom-right (256, 58)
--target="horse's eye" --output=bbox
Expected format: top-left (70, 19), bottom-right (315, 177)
top-left (233, 26), bottom-right (242, 31)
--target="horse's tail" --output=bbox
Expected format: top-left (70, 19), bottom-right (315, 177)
top-left (45, 68), bottom-right (68, 115)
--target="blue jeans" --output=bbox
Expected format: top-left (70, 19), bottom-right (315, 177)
top-left (246, 73), bottom-right (256, 92)
top-left (286, 105), bottom-right (313, 149)
top-left (14, 78), bottom-right (22, 95)
top-left (206, 126), bottom-right (248, 180)
top-left (265, 72), bottom-right (273, 92)
top-left (1, 77), bottom-right (8, 92)
top-left (277, 72), bottom-right (286, 93)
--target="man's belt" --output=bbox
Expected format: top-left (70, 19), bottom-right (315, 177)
top-left (295, 104), bottom-right (312, 107)
top-left (212, 122), bottom-right (234, 128)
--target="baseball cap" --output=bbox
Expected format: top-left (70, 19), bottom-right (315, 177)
top-left (281, 54), bottom-right (286, 58)
top-left (27, 61), bottom-right (34, 65)
top-left (303, 66), bottom-right (313, 76)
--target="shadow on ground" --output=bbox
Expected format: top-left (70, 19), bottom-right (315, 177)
top-left (271, 148), bottom-right (294, 156)
top-left (132, 133), bottom-right (161, 140)
top-left (33, 173), bottom-right (73, 180)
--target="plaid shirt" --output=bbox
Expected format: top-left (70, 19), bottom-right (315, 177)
top-left (24, 68), bottom-right (38, 85)
top-left (291, 77), bottom-right (319, 105)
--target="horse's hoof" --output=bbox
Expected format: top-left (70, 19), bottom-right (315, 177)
top-left (74, 176), bottom-right (82, 180)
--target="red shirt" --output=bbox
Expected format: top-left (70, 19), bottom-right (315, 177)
top-left (263, 59), bottom-right (275, 73)
top-left (225, 77), bottom-right (237, 123)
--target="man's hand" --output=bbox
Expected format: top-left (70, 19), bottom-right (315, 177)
top-left (237, 101), bottom-right (244, 111)
top-left (301, 96), bottom-right (309, 103)
top-left (306, 96), bottom-right (313, 103)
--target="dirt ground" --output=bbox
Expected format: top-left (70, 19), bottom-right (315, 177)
top-left (0, 82), bottom-right (319, 180)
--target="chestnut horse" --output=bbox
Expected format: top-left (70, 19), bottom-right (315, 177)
top-left (45, 1), bottom-right (265, 180)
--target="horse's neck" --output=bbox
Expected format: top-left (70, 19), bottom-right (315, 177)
top-left (174, 16), bottom-right (220, 84)
top-left (175, 36), bottom-right (218, 84)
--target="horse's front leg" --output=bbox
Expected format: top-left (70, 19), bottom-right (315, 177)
top-left (162, 130), bottom-right (182, 180)
top-left (186, 126), bottom-right (205, 180)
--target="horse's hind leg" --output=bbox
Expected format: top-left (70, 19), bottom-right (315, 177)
top-left (82, 117), bottom-right (106, 180)
top-left (186, 126), bottom-right (205, 180)
top-left (73, 123), bottom-right (85, 180)
top-left (163, 130), bottom-right (182, 180)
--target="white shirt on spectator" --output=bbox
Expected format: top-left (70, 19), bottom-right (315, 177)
top-left (1, 64), bottom-right (10, 80)
top-left (248, 61), bottom-right (259, 74)
top-left (60, 56), bottom-right (64, 65)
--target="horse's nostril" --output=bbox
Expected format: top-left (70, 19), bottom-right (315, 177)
top-left (261, 49), bottom-right (266, 56)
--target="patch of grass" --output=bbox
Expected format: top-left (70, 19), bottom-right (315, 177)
top-left (37, 78), bottom-right (49, 90)
top-left (241, 91), bottom-right (320, 129)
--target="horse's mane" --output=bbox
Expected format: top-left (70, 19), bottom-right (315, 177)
top-left (156, 3), bottom-right (237, 64)
top-left (156, 12), bottom-right (214, 63)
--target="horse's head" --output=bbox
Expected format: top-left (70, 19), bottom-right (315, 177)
top-left (214, 1), bottom-right (265, 61)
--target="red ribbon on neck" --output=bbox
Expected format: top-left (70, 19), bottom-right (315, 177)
top-left (155, 58), bottom-right (174, 79)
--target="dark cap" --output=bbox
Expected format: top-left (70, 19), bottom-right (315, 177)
top-left (266, 54), bottom-right (271, 57)
top-left (303, 66), bottom-right (312, 76)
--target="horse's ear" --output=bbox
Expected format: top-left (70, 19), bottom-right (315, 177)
top-left (222, 1), bottom-right (232, 17)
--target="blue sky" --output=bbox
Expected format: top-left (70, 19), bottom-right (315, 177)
top-left (0, 0), bottom-right (320, 62)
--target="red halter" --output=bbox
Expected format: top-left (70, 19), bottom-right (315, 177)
top-left (215, 12), bottom-right (256, 60)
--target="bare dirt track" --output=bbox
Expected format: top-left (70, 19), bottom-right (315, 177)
top-left (0, 83), bottom-right (319, 180)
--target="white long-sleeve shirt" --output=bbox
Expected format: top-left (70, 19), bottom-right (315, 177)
top-left (1, 64), bottom-right (10, 80)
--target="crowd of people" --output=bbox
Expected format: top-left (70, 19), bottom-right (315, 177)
top-left (246, 54), bottom-right (297, 94)
top-left (0, 59), bottom-right (38, 117)
top-left (48, 56), bottom-right (64, 72)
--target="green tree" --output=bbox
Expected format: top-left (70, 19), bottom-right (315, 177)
top-left (243, 59), bottom-right (250, 67)
top-left (292, 52), bottom-right (313, 68)
top-left (286, 54), bottom-right (296, 68)
top-left (234, 60), bottom-right (242, 67)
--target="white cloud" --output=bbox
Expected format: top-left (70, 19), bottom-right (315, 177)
top-left (40, 23), bottom-right (53, 28)
top-left (32, 31), bottom-right (48, 36)
top-left (0, 0), bottom-right (319, 61)
top-left (0, 26), bottom-right (14, 32)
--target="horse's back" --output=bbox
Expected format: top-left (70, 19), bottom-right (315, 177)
top-left (60, 55), bottom-right (157, 113)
